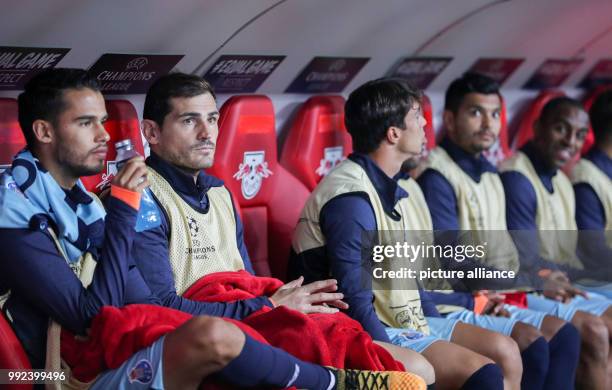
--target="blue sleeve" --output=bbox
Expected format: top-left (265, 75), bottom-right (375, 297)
top-left (574, 183), bottom-right (612, 275)
top-left (501, 172), bottom-right (561, 280)
top-left (500, 171), bottom-right (538, 230)
top-left (320, 194), bottom-right (390, 343)
top-left (419, 289), bottom-right (444, 317)
top-left (417, 169), bottom-right (513, 290)
top-left (417, 169), bottom-right (459, 230)
top-left (230, 193), bottom-right (254, 275)
top-left (574, 183), bottom-right (606, 230)
top-left (131, 208), bottom-right (273, 319)
top-left (0, 197), bottom-right (145, 334)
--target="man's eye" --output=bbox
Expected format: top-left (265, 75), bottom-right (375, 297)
top-left (470, 109), bottom-right (481, 117)
top-left (492, 111), bottom-right (501, 119)
top-left (80, 121), bottom-right (92, 127)
top-left (183, 118), bottom-right (194, 125)
top-left (208, 117), bottom-right (218, 125)
top-left (553, 124), bottom-right (567, 134)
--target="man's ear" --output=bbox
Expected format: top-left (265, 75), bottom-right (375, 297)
top-left (386, 125), bottom-right (402, 145)
top-left (443, 110), bottom-right (455, 136)
top-left (31, 120), bottom-right (53, 144)
top-left (142, 119), bottom-right (161, 146)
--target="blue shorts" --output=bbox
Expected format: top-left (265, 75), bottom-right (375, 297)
top-left (91, 335), bottom-right (165, 390)
top-left (385, 316), bottom-right (460, 353)
top-left (385, 328), bottom-right (439, 353)
top-left (575, 282), bottom-right (612, 300)
top-left (445, 309), bottom-right (519, 336)
top-left (527, 293), bottom-right (611, 321)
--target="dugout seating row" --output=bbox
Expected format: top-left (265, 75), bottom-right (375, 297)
top-left (0, 87), bottom-right (609, 380)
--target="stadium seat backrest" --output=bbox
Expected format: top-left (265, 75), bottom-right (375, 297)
top-left (0, 311), bottom-right (33, 390)
top-left (280, 95), bottom-right (352, 191)
top-left (511, 90), bottom-right (565, 150)
top-left (80, 100), bottom-right (144, 192)
top-left (0, 98), bottom-right (26, 172)
top-left (421, 94), bottom-right (436, 151)
top-left (582, 85), bottom-right (612, 155)
top-left (208, 95), bottom-right (310, 279)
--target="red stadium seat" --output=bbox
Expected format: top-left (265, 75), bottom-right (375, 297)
top-left (421, 94), bottom-right (436, 152)
top-left (582, 85), bottom-right (612, 155)
top-left (208, 95), bottom-right (310, 280)
top-left (280, 95), bottom-right (352, 191)
top-left (483, 95), bottom-right (512, 165)
top-left (0, 311), bottom-right (32, 390)
top-left (80, 100), bottom-right (144, 192)
top-left (511, 90), bottom-right (565, 150)
top-left (0, 98), bottom-right (26, 171)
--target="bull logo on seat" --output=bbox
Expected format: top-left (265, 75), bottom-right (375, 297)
top-left (315, 146), bottom-right (344, 177)
top-left (233, 151), bottom-right (273, 200)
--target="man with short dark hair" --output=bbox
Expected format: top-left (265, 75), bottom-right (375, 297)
top-left (417, 73), bottom-right (589, 390)
top-left (129, 72), bottom-right (428, 389)
top-left (290, 77), bottom-right (511, 390)
top-left (500, 95), bottom-right (612, 389)
top-left (572, 90), bottom-right (612, 290)
top-left (0, 68), bottom-right (423, 390)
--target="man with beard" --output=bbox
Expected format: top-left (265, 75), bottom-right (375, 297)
top-left (500, 96), bottom-right (612, 389)
top-left (0, 68), bottom-right (424, 390)
top-left (290, 77), bottom-right (510, 390)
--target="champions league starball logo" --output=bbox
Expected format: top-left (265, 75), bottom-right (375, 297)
top-left (187, 216), bottom-right (199, 238)
top-left (126, 57), bottom-right (149, 70)
top-left (315, 146), bottom-right (344, 177)
top-left (233, 151), bottom-right (273, 200)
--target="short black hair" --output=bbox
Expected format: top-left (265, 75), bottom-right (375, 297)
top-left (589, 90), bottom-right (612, 144)
top-left (445, 72), bottom-right (500, 113)
top-left (18, 68), bottom-right (100, 147)
top-left (344, 78), bottom-right (421, 154)
top-left (144, 72), bottom-right (216, 127)
top-left (539, 96), bottom-right (585, 124)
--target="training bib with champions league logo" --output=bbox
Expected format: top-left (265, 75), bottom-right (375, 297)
top-left (293, 159), bottom-right (430, 334)
top-left (147, 168), bottom-right (244, 295)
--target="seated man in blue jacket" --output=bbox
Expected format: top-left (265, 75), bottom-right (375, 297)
top-left (572, 90), bottom-right (612, 296)
top-left (0, 68), bottom-right (420, 390)
top-left (418, 72), bottom-right (600, 389)
top-left (290, 78), bottom-right (511, 390)
top-left (499, 95), bottom-right (612, 389)
top-left (127, 72), bottom-right (432, 388)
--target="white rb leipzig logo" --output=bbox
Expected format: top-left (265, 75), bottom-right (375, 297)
top-left (233, 151), bottom-right (273, 199)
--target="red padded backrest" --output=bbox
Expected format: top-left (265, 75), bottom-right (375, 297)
top-left (581, 85), bottom-right (612, 155)
top-left (208, 95), bottom-right (310, 280)
top-left (80, 100), bottom-right (144, 192)
top-left (511, 90), bottom-right (566, 150)
top-left (0, 312), bottom-right (32, 390)
top-left (0, 98), bottom-right (26, 170)
top-left (280, 95), bottom-right (352, 191)
top-left (483, 95), bottom-right (512, 166)
top-left (421, 94), bottom-right (436, 151)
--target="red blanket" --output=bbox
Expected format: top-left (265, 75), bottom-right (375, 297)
top-left (62, 271), bottom-right (403, 383)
